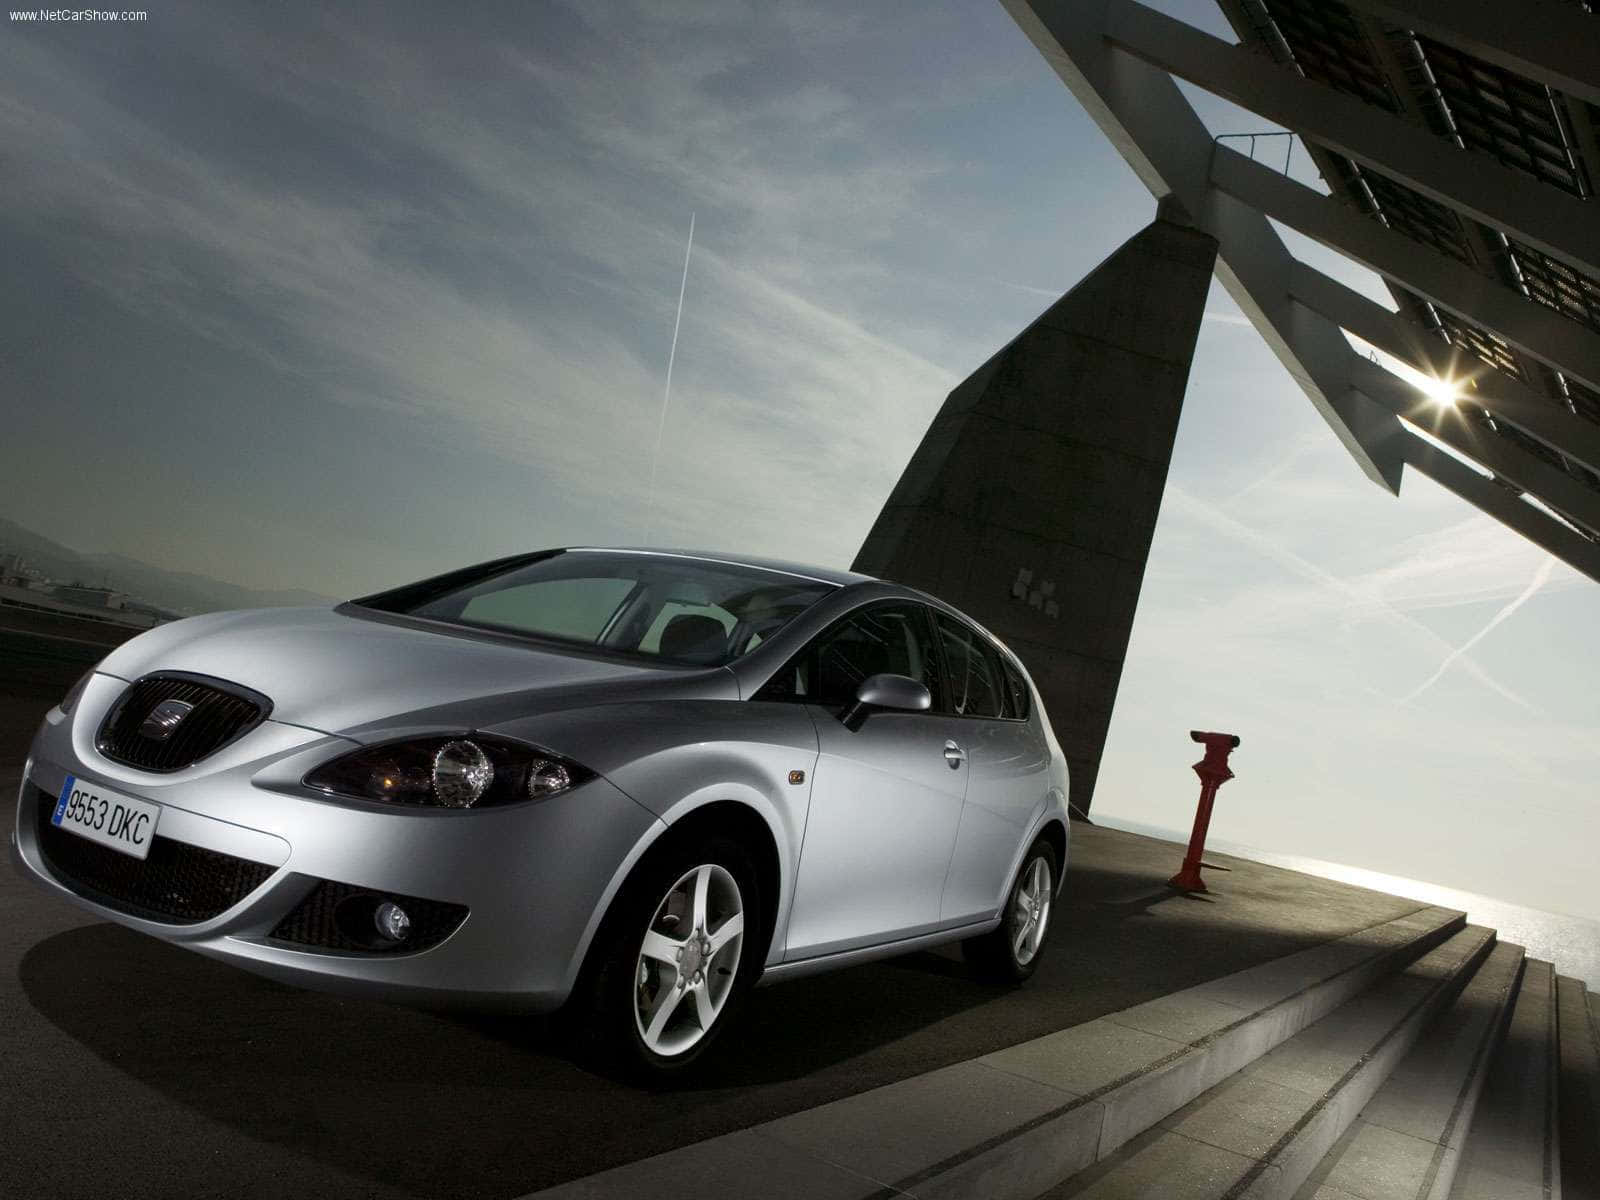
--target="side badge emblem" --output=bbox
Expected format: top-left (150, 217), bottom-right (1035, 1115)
top-left (787, 770), bottom-right (806, 785)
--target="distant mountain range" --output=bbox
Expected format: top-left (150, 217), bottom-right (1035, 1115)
top-left (0, 517), bottom-right (341, 616)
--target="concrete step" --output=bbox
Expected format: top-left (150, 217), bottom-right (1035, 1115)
top-left (1290, 940), bottom-right (1524, 1200)
top-left (1556, 975), bottom-right (1600, 1200)
top-left (1038, 924), bottom-right (1497, 1200)
top-left (524, 905), bottom-right (1466, 1200)
top-left (1450, 958), bottom-right (1562, 1200)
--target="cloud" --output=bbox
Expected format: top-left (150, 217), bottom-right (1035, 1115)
top-left (0, 7), bottom-right (972, 573)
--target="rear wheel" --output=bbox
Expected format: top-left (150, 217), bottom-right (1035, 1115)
top-left (964, 839), bottom-right (1057, 982)
top-left (579, 833), bottom-right (761, 1078)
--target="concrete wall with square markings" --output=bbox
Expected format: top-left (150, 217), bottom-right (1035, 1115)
top-left (853, 211), bottom-right (1217, 818)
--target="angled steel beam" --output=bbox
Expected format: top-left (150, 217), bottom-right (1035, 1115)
top-left (1400, 433), bottom-right (1600, 584)
top-left (1337, 0), bottom-right (1600, 109)
top-left (1103, 0), bottom-right (1600, 280)
top-left (1286, 264), bottom-right (1467, 378)
top-left (1350, 357), bottom-right (1600, 537)
top-left (1288, 264), bottom-right (1600, 475)
top-left (1001, 0), bottom-right (1404, 492)
top-left (1212, 145), bottom-right (1600, 394)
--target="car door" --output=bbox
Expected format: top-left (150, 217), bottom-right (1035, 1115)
top-left (764, 601), bottom-right (971, 961)
top-left (932, 613), bottom-right (1055, 924)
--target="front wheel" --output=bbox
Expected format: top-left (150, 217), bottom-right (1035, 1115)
top-left (579, 833), bottom-right (761, 1078)
top-left (964, 839), bottom-right (1058, 982)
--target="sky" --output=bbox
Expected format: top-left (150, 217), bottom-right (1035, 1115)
top-left (2, 2), bottom-right (1596, 920)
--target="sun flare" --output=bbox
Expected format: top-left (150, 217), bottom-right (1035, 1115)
top-left (1421, 375), bottom-right (1461, 407)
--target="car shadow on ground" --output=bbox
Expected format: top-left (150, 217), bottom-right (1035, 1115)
top-left (16, 853), bottom-right (1351, 1197)
top-left (17, 921), bottom-right (1001, 1197)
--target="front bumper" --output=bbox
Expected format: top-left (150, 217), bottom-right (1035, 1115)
top-left (11, 674), bottom-right (663, 1013)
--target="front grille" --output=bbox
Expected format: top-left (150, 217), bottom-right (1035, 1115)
top-left (33, 786), bottom-right (275, 923)
top-left (270, 879), bottom-right (468, 954)
top-left (97, 673), bottom-right (270, 772)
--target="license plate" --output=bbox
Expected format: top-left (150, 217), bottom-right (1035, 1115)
top-left (51, 775), bottom-right (161, 860)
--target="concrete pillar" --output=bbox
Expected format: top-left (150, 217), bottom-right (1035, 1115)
top-left (852, 210), bottom-right (1217, 819)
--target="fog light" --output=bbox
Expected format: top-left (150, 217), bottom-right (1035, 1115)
top-left (374, 901), bottom-right (411, 942)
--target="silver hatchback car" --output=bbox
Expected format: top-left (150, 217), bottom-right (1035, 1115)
top-left (13, 548), bottom-right (1070, 1074)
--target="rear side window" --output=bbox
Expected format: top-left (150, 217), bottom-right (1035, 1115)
top-left (934, 615), bottom-right (1004, 719)
top-left (1000, 655), bottom-right (1031, 720)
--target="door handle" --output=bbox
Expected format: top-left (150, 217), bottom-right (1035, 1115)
top-left (943, 740), bottom-right (966, 769)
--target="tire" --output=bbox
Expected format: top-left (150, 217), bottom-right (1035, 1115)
top-left (964, 838), bottom-right (1058, 983)
top-left (577, 831), bottom-right (763, 1079)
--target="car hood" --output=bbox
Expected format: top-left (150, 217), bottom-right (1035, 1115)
top-left (95, 605), bottom-right (719, 736)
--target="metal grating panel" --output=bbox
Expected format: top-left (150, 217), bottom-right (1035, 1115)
top-left (1435, 314), bottom-right (1525, 382)
top-left (1407, 35), bottom-right (1590, 198)
top-left (1507, 238), bottom-right (1600, 334)
top-left (1245, 0), bottom-right (1600, 516)
top-left (1334, 158), bottom-right (1477, 265)
top-left (1256, 0), bottom-right (1399, 111)
top-left (1538, 366), bottom-right (1600, 428)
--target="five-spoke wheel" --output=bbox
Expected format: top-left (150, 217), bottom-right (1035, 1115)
top-left (1010, 854), bottom-right (1051, 967)
top-left (964, 837), bottom-right (1059, 981)
top-left (634, 863), bottom-right (745, 1057)
top-left (579, 831), bottom-right (762, 1077)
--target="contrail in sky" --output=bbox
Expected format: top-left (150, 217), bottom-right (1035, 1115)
top-left (1399, 556), bottom-right (1555, 704)
top-left (1166, 485), bottom-right (1540, 713)
top-left (1221, 431), bottom-right (1324, 508)
top-left (645, 212), bottom-right (694, 543)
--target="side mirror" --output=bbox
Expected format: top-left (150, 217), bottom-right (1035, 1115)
top-left (842, 673), bottom-right (932, 729)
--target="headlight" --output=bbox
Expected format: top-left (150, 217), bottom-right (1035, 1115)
top-left (303, 734), bottom-right (592, 808)
top-left (58, 668), bottom-right (96, 717)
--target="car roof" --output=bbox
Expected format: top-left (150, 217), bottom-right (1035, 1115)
top-left (564, 546), bottom-right (878, 588)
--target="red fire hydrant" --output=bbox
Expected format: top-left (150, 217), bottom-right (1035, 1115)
top-left (1168, 730), bottom-right (1241, 893)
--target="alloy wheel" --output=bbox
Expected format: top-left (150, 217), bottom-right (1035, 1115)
top-left (1011, 855), bottom-right (1051, 966)
top-left (633, 863), bottom-right (745, 1057)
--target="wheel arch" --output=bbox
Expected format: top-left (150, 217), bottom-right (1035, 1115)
top-left (654, 799), bottom-right (782, 969)
top-left (566, 791), bottom-right (789, 999)
top-left (1036, 817), bottom-right (1067, 892)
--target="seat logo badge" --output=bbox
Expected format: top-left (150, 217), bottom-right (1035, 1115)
top-left (139, 698), bottom-right (194, 740)
top-left (788, 770), bottom-right (806, 785)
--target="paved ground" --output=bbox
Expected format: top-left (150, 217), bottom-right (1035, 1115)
top-left (0, 634), bottom-right (1429, 1200)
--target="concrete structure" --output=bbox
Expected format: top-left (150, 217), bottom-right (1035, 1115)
top-left (853, 213), bottom-right (1217, 819)
top-left (998, 0), bottom-right (1600, 585)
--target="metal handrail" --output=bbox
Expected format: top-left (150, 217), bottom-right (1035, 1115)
top-left (1215, 130), bottom-right (1296, 176)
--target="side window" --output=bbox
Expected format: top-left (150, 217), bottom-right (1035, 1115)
top-left (754, 603), bottom-right (941, 709)
top-left (934, 615), bottom-right (1003, 719)
top-left (1000, 655), bottom-right (1031, 720)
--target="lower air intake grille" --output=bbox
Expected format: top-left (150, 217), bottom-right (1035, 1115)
top-left (270, 880), bottom-right (468, 954)
top-left (97, 673), bottom-right (270, 773)
top-left (33, 786), bottom-right (276, 923)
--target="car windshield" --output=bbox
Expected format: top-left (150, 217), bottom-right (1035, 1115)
top-left (356, 550), bottom-right (836, 667)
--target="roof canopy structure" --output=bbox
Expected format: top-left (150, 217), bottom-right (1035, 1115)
top-left (1003, 0), bottom-right (1600, 582)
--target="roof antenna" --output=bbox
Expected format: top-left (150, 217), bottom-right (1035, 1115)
top-left (645, 212), bottom-right (694, 545)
